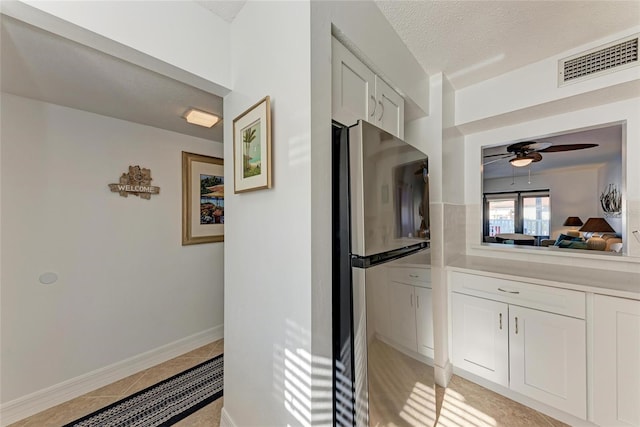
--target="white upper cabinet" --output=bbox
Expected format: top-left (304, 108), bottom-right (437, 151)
top-left (374, 76), bottom-right (404, 139)
top-left (332, 37), bottom-right (404, 139)
top-left (332, 36), bottom-right (375, 127)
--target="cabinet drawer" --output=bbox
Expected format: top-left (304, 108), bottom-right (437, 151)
top-left (450, 271), bottom-right (585, 319)
top-left (389, 267), bottom-right (431, 287)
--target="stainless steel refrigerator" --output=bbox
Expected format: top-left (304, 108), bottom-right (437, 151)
top-left (332, 120), bottom-right (435, 426)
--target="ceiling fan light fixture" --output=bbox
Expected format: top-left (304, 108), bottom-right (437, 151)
top-left (184, 109), bottom-right (220, 128)
top-left (510, 157), bottom-right (533, 167)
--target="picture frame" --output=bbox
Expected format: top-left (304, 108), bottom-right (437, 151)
top-left (182, 151), bottom-right (224, 245)
top-left (233, 96), bottom-right (272, 193)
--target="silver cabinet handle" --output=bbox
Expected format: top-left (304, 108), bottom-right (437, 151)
top-left (417, 295), bottom-right (420, 309)
top-left (409, 274), bottom-right (419, 278)
top-left (515, 317), bottom-right (519, 334)
top-left (410, 294), bottom-right (413, 307)
top-left (377, 100), bottom-right (384, 120)
top-left (498, 288), bottom-right (520, 294)
top-left (499, 313), bottom-right (502, 330)
top-left (369, 95), bottom-right (376, 117)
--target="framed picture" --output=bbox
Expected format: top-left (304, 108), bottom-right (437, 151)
top-left (233, 96), bottom-right (272, 193)
top-left (182, 151), bottom-right (224, 245)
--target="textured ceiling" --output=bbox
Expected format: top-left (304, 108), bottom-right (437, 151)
top-left (376, 1), bottom-right (640, 88)
top-left (482, 125), bottom-right (622, 180)
top-left (1, 16), bottom-right (223, 142)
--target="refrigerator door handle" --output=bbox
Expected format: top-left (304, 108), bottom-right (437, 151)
top-left (351, 242), bottom-right (428, 269)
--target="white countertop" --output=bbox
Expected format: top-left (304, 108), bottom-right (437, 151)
top-left (448, 255), bottom-right (640, 300)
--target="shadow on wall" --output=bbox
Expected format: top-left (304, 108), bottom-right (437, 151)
top-left (272, 318), bottom-right (333, 427)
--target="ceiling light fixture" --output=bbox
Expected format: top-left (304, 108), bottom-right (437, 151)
top-left (184, 109), bottom-right (220, 128)
top-left (509, 157), bottom-right (533, 167)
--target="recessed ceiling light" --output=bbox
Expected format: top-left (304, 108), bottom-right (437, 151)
top-left (184, 109), bottom-right (220, 128)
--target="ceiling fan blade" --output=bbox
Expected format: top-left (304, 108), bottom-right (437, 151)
top-left (483, 153), bottom-right (511, 158)
top-left (526, 142), bottom-right (552, 151)
top-left (529, 152), bottom-right (543, 162)
top-left (506, 141), bottom-right (552, 154)
top-left (506, 141), bottom-right (534, 153)
top-left (537, 143), bottom-right (598, 153)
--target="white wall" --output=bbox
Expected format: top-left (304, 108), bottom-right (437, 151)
top-left (0, 94), bottom-right (224, 403)
top-left (221, 3), bottom-right (433, 425)
top-left (455, 26), bottom-right (640, 128)
top-left (2, 0), bottom-right (231, 96)
top-left (222, 2), bottom-right (314, 426)
top-left (483, 167), bottom-right (600, 239)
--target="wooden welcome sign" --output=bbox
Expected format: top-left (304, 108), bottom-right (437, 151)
top-left (108, 165), bottom-right (160, 200)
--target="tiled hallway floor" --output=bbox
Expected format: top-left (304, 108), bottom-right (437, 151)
top-left (8, 339), bottom-right (224, 427)
top-left (10, 337), bottom-right (567, 426)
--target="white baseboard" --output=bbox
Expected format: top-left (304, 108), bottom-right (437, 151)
top-left (375, 334), bottom-right (435, 367)
top-left (435, 359), bottom-right (453, 388)
top-left (0, 324), bottom-right (223, 427)
top-left (220, 407), bottom-right (236, 427)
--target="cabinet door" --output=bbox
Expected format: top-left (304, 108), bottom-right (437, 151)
top-left (452, 293), bottom-right (509, 387)
top-left (415, 286), bottom-right (434, 358)
top-left (388, 281), bottom-right (417, 351)
top-left (509, 305), bottom-right (586, 419)
top-left (374, 76), bottom-right (404, 139)
top-left (593, 295), bottom-right (640, 427)
top-left (331, 37), bottom-right (376, 128)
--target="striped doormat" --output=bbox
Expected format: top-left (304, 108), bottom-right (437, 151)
top-left (63, 354), bottom-right (223, 427)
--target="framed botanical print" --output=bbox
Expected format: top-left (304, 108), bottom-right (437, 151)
top-left (233, 96), bottom-right (272, 193)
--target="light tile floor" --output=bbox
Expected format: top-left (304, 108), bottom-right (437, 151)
top-left (368, 339), bottom-right (568, 427)
top-left (9, 339), bottom-right (224, 427)
top-left (10, 337), bottom-right (567, 427)
top-left (435, 376), bottom-right (568, 427)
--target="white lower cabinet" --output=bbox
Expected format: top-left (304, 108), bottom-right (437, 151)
top-left (452, 293), bottom-right (509, 387)
top-left (509, 305), bottom-right (586, 418)
top-left (415, 286), bottom-right (434, 358)
top-left (593, 295), bottom-right (640, 427)
top-left (388, 281), bottom-right (418, 350)
top-left (451, 275), bottom-right (587, 420)
top-left (374, 266), bottom-right (433, 359)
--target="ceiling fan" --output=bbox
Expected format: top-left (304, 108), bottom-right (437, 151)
top-left (483, 141), bottom-right (599, 167)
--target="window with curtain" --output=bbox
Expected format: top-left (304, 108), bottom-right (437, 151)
top-left (484, 190), bottom-right (550, 238)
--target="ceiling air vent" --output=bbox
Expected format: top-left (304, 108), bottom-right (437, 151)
top-left (559, 34), bottom-right (638, 86)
